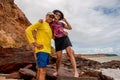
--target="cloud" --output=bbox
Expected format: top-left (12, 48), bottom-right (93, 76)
top-left (15, 0), bottom-right (120, 55)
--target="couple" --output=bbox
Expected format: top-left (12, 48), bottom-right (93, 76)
top-left (25, 9), bottom-right (79, 80)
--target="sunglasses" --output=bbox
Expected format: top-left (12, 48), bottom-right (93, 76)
top-left (55, 13), bottom-right (61, 17)
top-left (49, 15), bottom-right (55, 19)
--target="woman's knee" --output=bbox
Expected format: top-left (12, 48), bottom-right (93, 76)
top-left (67, 49), bottom-right (74, 54)
top-left (56, 51), bottom-right (62, 59)
top-left (57, 56), bottom-right (62, 62)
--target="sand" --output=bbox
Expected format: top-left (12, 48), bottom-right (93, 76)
top-left (101, 68), bottom-right (120, 80)
top-left (89, 56), bottom-right (120, 80)
top-left (88, 56), bottom-right (120, 63)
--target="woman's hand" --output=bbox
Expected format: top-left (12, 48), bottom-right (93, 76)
top-left (62, 18), bottom-right (67, 22)
top-left (39, 19), bottom-right (43, 23)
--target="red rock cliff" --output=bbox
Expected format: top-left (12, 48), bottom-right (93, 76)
top-left (0, 0), bottom-right (31, 48)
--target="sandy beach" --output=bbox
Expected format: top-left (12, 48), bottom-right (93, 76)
top-left (88, 56), bottom-right (120, 80)
top-left (88, 56), bottom-right (120, 63)
top-left (100, 68), bottom-right (120, 80)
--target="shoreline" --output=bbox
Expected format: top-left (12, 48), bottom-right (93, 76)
top-left (86, 56), bottom-right (120, 63)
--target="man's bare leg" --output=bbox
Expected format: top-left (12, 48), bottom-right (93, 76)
top-left (37, 68), bottom-right (46, 80)
top-left (36, 68), bottom-right (40, 80)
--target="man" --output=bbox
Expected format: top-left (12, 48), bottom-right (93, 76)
top-left (25, 12), bottom-right (54, 80)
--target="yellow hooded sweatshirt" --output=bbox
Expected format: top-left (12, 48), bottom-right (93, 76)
top-left (25, 21), bottom-right (52, 55)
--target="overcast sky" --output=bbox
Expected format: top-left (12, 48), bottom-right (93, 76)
top-left (15, 0), bottom-right (120, 55)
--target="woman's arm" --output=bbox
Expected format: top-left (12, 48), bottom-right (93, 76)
top-left (62, 18), bottom-right (72, 30)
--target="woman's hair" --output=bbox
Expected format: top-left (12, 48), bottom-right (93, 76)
top-left (53, 9), bottom-right (64, 20)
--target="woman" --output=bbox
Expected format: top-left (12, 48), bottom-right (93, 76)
top-left (51, 10), bottom-right (79, 77)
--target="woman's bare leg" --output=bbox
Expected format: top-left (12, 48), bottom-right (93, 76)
top-left (66, 46), bottom-right (79, 77)
top-left (53, 50), bottom-right (62, 76)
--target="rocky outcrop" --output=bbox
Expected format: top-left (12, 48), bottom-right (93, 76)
top-left (0, 0), bottom-right (31, 48)
top-left (0, 49), bottom-right (115, 80)
top-left (0, 48), bottom-right (35, 73)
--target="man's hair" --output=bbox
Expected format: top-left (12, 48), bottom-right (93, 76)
top-left (46, 12), bottom-right (55, 19)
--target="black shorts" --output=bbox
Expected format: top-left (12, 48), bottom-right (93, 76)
top-left (54, 36), bottom-right (72, 51)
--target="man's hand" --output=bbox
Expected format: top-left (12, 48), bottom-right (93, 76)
top-left (32, 42), bottom-right (43, 49)
top-left (63, 31), bottom-right (68, 36)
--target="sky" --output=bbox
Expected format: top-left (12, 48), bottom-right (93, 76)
top-left (14, 0), bottom-right (120, 55)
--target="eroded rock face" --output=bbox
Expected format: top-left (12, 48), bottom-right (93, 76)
top-left (0, 48), bottom-right (35, 73)
top-left (0, 0), bottom-right (31, 48)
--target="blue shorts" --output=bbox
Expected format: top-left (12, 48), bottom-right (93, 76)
top-left (36, 52), bottom-right (50, 67)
